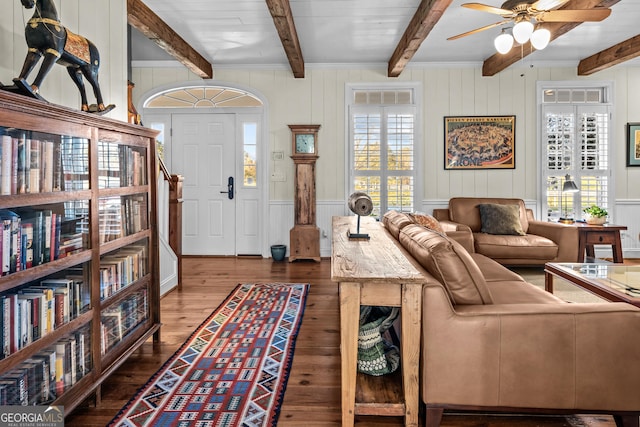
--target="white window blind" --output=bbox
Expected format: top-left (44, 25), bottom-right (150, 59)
top-left (541, 98), bottom-right (612, 221)
top-left (351, 106), bottom-right (416, 216)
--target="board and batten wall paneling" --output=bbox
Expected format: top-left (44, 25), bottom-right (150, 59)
top-left (2, 0), bottom-right (127, 121)
top-left (131, 65), bottom-right (640, 252)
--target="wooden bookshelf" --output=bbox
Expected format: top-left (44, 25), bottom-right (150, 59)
top-left (0, 90), bottom-right (160, 414)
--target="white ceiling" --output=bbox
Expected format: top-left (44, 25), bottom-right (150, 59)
top-left (130, 0), bottom-right (640, 71)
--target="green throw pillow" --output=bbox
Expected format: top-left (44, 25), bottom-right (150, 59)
top-left (478, 203), bottom-right (526, 236)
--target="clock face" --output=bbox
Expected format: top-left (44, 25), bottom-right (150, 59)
top-left (295, 134), bottom-right (315, 154)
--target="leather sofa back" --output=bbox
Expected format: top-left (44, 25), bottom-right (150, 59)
top-left (399, 224), bottom-right (493, 305)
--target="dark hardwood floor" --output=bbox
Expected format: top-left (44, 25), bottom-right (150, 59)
top-left (66, 257), bottom-right (622, 426)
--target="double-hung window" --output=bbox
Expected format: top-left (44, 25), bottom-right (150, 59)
top-left (539, 84), bottom-right (613, 222)
top-left (348, 86), bottom-right (419, 217)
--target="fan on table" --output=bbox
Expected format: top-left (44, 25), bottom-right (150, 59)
top-left (347, 192), bottom-right (373, 240)
top-left (448, 0), bottom-right (612, 53)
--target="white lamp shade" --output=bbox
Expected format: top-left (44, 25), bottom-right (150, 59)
top-left (513, 20), bottom-right (534, 44)
top-left (531, 28), bottom-right (551, 50)
top-left (494, 32), bottom-right (514, 54)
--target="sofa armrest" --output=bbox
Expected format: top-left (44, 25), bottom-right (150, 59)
top-left (432, 208), bottom-right (450, 221)
top-left (527, 220), bottom-right (579, 262)
top-left (438, 220), bottom-right (471, 233)
top-left (438, 221), bottom-right (475, 253)
top-left (422, 282), bottom-right (640, 411)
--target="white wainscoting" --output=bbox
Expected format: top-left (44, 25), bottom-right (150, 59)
top-left (615, 200), bottom-right (640, 259)
top-left (269, 199), bottom-right (640, 259)
top-left (269, 200), bottom-right (347, 258)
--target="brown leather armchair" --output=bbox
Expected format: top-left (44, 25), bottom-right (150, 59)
top-left (433, 197), bottom-right (579, 265)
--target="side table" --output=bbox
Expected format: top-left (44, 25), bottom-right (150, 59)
top-left (331, 216), bottom-right (423, 427)
top-left (574, 223), bottom-right (627, 263)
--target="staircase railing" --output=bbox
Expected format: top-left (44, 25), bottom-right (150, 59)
top-left (157, 156), bottom-right (184, 291)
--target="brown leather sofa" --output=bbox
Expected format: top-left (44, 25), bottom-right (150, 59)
top-left (381, 210), bottom-right (640, 427)
top-left (433, 197), bottom-right (579, 266)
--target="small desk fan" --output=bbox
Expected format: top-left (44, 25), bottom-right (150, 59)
top-left (347, 192), bottom-right (373, 240)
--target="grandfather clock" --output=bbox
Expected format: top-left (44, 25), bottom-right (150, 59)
top-left (289, 124), bottom-right (321, 262)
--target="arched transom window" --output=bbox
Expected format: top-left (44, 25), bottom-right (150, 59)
top-left (144, 87), bottom-right (263, 108)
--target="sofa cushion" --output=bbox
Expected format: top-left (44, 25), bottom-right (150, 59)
top-left (479, 203), bottom-right (526, 236)
top-left (474, 233), bottom-right (559, 260)
top-left (399, 224), bottom-right (493, 305)
top-left (448, 197), bottom-right (529, 233)
top-left (408, 212), bottom-right (444, 233)
top-left (382, 210), bottom-right (414, 240)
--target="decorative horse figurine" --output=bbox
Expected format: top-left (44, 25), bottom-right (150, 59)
top-left (14, 0), bottom-right (115, 114)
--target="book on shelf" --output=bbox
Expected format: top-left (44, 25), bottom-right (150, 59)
top-left (0, 134), bottom-right (64, 196)
top-left (0, 270), bottom-right (87, 361)
top-left (39, 279), bottom-right (72, 328)
top-left (0, 210), bottom-right (21, 274)
top-left (1, 369), bottom-right (28, 405)
top-left (3, 294), bottom-right (19, 354)
top-left (16, 135), bottom-right (26, 194)
top-left (19, 287), bottom-right (54, 338)
top-left (24, 357), bottom-right (49, 404)
top-left (31, 348), bottom-right (58, 402)
top-left (101, 289), bottom-right (148, 354)
top-left (0, 134), bottom-right (12, 195)
top-left (29, 139), bottom-right (40, 193)
top-left (0, 209), bottom-right (84, 274)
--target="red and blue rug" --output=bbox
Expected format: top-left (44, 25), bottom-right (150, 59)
top-left (109, 283), bottom-right (310, 427)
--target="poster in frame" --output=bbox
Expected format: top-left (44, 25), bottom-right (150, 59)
top-left (627, 122), bottom-right (640, 167)
top-left (444, 115), bottom-right (516, 170)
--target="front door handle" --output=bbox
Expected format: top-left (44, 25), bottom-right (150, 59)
top-left (220, 176), bottom-right (234, 199)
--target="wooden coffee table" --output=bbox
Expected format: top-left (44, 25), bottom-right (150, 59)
top-left (545, 262), bottom-right (640, 307)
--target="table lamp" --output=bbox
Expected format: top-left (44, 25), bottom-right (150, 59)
top-left (559, 174), bottom-right (579, 224)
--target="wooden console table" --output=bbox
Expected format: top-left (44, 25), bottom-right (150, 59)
top-left (574, 223), bottom-right (627, 263)
top-left (331, 216), bottom-right (423, 427)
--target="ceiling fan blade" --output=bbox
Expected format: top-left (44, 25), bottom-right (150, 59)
top-left (447, 21), bottom-right (509, 40)
top-left (537, 8), bottom-right (611, 22)
top-left (462, 3), bottom-right (514, 16)
top-left (532, 0), bottom-right (570, 11)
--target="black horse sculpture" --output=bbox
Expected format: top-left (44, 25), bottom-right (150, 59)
top-left (13, 0), bottom-right (114, 114)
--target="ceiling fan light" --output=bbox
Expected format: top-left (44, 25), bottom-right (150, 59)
top-left (531, 28), bottom-right (551, 50)
top-left (494, 32), bottom-right (514, 54)
top-left (513, 20), bottom-right (534, 44)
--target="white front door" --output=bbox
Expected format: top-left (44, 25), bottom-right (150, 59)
top-left (172, 113), bottom-right (236, 255)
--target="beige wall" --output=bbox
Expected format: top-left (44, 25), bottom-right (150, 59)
top-left (1, 0), bottom-right (127, 122)
top-left (131, 65), bottom-right (640, 204)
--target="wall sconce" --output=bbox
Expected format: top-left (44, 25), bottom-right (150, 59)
top-left (559, 174), bottom-right (579, 224)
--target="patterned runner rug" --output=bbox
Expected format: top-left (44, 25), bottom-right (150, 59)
top-left (109, 283), bottom-right (310, 427)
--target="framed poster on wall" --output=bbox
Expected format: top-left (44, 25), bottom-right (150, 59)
top-left (627, 122), bottom-right (640, 167)
top-left (444, 115), bottom-right (515, 170)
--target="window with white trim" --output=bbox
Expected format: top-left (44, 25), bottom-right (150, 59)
top-left (348, 87), bottom-right (418, 217)
top-left (540, 85), bottom-right (613, 222)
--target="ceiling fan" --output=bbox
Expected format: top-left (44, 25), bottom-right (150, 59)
top-left (448, 0), bottom-right (612, 42)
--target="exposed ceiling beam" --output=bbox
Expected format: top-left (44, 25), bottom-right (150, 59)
top-left (578, 33), bottom-right (640, 75)
top-left (388, 0), bottom-right (453, 77)
top-left (265, 0), bottom-right (305, 78)
top-left (127, 0), bottom-right (213, 79)
top-left (482, 0), bottom-right (620, 77)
